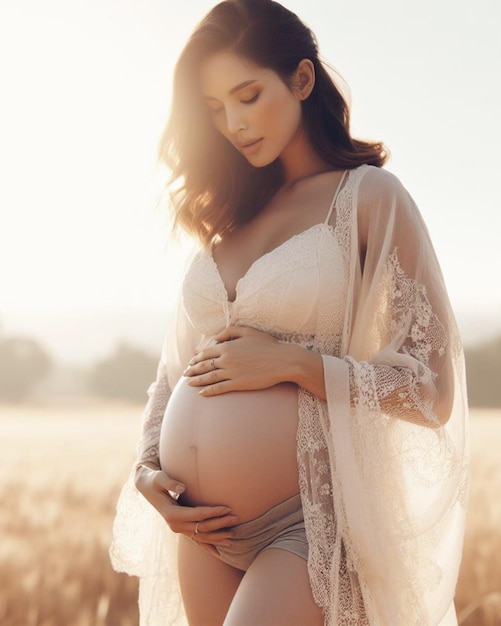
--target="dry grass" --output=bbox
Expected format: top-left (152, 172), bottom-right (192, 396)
top-left (0, 400), bottom-right (140, 626)
top-left (0, 402), bottom-right (499, 626)
top-left (456, 409), bottom-right (501, 626)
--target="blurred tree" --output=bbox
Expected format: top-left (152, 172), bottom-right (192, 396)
top-left (88, 342), bottom-right (158, 402)
top-left (0, 336), bottom-right (52, 401)
top-left (464, 336), bottom-right (501, 408)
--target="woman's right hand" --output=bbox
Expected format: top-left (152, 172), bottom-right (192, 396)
top-left (134, 465), bottom-right (238, 555)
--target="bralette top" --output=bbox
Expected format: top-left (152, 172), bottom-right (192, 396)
top-left (182, 173), bottom-right (349, 342)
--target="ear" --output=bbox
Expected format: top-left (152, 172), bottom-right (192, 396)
top-left (293, 59), bottom-right (315, 101)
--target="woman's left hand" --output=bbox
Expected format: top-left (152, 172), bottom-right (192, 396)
top-left (183, 325), bottom-right (288, 396)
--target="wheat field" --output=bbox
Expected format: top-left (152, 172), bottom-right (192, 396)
top-left (0, 401), bottom-right (499, 626)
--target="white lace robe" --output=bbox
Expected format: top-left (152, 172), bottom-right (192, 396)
top-left (110, 165), bottom-right (468, 626)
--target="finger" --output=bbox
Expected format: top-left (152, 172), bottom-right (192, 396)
top-left (213, 326), bottom-right (246, 343)
top-left (191, 518), bottom-right (237, 546)
top-left (166, 508), bottom-right (235, 534)
top-left (150, 470), bottom-right (186, 498)
top-left (184, 357), bottom-right (221, 377)
top-left (196, 514), bottom-right (239, 533)
top-left (197, 380), bottom-right (235, 396)
top-left (187, 368), bottom-right (226, 387)
top-left (171, 521), bottom-right (235, 546)
top-left (195, 530), bottom-right (234, 547)
top-left (177, 505), bottom-right (234, 522)
top-left (188, 348), bottom-right (221, 367)
top-left (190, 535), bottom-right (232, 556)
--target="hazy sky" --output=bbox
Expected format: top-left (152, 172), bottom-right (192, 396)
top-left (1, 0), bottom-right (500, 361)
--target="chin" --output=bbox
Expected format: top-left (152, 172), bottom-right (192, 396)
top-left (244, 150), bottom-right (279, 169)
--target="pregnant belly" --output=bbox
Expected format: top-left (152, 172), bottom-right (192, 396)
top-left (159, 376), bottom-right (299, 522)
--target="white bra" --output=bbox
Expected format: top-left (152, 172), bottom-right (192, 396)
top-left (182, 172), bottom-right (348, 339)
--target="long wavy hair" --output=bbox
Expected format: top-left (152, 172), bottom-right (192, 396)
top-left (160, 0), bottom-right (388, 245)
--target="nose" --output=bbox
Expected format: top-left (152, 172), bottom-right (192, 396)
top-left (224, 105), bottom-right (246, 135)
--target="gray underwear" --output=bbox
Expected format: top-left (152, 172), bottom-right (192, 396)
top-left (211, 493), bottom-right (308, 571)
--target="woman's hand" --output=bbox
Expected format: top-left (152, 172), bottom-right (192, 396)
top-left (184, 325), bottom-right (327, 399)
top-left (135, 465), bottom-right (238, 555)
top-left (183, 326), bottom-right (287, 396)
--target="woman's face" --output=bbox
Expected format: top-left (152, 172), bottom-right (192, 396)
top-left (199, 52), bottom-right (304, 167)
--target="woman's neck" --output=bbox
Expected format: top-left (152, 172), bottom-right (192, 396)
top-left (282, 165), bottom-right (336, 192)
top-left (280, 126), bottom-right (332, 189)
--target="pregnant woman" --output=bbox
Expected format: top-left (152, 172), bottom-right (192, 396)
top-left (111, 2), bottom-right (468, 625)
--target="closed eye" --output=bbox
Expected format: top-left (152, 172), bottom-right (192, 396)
top-left (241, 94), bottom-right (259, 105)
top-left (208, 93), bottom-right (258, 115)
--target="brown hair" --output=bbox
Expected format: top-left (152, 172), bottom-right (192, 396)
top-left (159, 0), bottom-right (388, 245)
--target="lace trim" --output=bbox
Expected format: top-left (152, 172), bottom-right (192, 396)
top-left (296, 167), bottom-right (370, 625)
top-left (276, 332), bottom-right (338, 352)
top-left (384, 250), bottom-right (448, 364)
top-left (135, 364), bottom-right (171, 468)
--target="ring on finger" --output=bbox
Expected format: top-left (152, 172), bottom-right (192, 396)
top-left (191, 521), bottom-right (200, 540)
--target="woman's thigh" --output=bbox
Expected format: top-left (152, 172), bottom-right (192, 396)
top-left (223, 548), bottom-right (324, 626)
top-left (178, 535), bottom-right (244, 626)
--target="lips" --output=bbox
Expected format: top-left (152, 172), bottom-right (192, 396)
top-left (235, 138), bottom-right (263, 155)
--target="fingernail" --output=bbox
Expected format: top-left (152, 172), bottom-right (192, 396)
top-left (220, 540), bottom-right (233, 547)
top-left (174, 484), bottom-right (185, 494)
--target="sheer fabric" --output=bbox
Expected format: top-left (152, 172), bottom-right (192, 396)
top-left (110, 165), bottom-right (468, 626)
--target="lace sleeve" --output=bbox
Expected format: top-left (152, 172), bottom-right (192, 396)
top-left (320, 166), bottom-right (468, 625)
top-left (135, 360), bottom-right (171, 470)
top-left (341, 167), bottom-right (458, 428)
top-left (345, 249), bottom-right (455, 428)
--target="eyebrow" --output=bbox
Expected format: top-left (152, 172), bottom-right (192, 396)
top-left (204, 79), bottom-right (258, 101)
